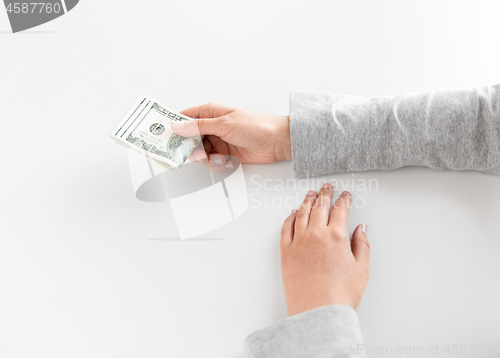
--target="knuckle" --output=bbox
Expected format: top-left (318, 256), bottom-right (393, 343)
top-left (313, 197), bottom-right (324, 207)
top-left (280, 225), bottom-right (290, 236)
top-left (308, 228), bottom-right (324, 240)
top-left (217, 115), bottom-right (229, 124)
top-left (329, 225), bottom-right (341, 236)
top-left (331, 227), bottom-right (348, 241)
top-left (333, 198), bottom-right (345, 209)
top-left (316, 195), bottom-right (330, 207)
top-left (304, 197), bottom-right (317, 207)
top-left (296, 208), bottom-right (308, 218)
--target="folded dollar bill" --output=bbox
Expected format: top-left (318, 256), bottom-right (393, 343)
top-left (109, 96), bottom-right (201, 170)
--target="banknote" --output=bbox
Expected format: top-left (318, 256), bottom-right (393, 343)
top-left (109, 96), bottom-right (201, 170)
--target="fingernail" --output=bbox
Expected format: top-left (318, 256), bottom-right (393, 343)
top-left (214, 158), bottom-right (224, 165)
top-left (307, 190), bottom-right (317, 196)
top-left (342, 191), bottom-right (351, 196)
top-left (323, 183), bottom-right (333, 190)
top-left (291, 209), bottom-right (298, 214)
top-left (225, 162), bottom-right (233, 169)
top-left (195, 154), bottom-right (207, 163)
top-left (171, 121), bottom-right (184, 130)
top-left (362, 224), bottom-right (368, 234)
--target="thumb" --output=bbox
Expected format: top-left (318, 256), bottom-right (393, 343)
top-left (170, 117), bottom-right (224, 137)
top-left (352, 224), bottom-right (370, 265)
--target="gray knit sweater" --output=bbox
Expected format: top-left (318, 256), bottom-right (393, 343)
top-left (244, 84), bottom-right (500, 358)
top-left (290, 84), bottom-right (500, 178)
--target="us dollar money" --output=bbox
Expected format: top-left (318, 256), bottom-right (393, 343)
top-left (109, 96), bottom-right (201, 170)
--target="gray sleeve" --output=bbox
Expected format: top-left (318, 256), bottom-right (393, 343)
top-left (244, 305), bottom-right (366, 358)
top-left (289, 84), bottom-right (500, 178)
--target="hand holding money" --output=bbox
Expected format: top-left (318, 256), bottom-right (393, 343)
top-left (110, 97), bottom-right (292, 170)
top-left (172, 102), bottom-right (292, 165)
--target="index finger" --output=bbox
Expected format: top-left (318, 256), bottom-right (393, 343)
top-left (180, 102), bottom-right (233, 119)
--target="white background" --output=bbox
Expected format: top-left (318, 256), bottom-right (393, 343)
top-left (1, 1), bottom-right (500, 357)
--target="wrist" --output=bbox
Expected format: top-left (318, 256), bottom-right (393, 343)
top-left (275, 116), bottom-right (292, 161)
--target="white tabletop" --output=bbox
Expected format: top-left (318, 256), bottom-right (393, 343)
top-left (1, 1), bottom-right (500, 357)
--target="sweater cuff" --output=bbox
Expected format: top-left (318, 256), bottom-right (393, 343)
top-left (244, 305), bottom-right (366, 358)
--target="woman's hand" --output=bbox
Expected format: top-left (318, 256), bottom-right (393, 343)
top-left (170, 103), bottom-right (292, 167)
top-left (281, 184), bottom-right (370, 316)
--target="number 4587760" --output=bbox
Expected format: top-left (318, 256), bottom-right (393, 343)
top-left (6, 3), bottom-right (62, 14)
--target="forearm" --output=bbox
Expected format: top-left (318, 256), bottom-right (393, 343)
top-left (244, 305), bottom-right (366, 358)
top-left (289, 84), bottom-right (500, 178)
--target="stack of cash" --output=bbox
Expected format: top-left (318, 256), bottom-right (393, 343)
top-left (109, 96), bottom-right (201, 170)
